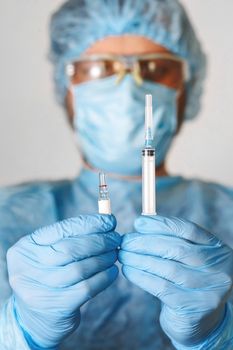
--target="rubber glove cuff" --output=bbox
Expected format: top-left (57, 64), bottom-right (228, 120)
top-left (0, 296), bottom-right (30, 350)
top-left (13, 296), bottom-right (58, 350)
top-left (172, 303), bottom-right (233, 350)
top-left (23, 331), bottom-right (58, 350)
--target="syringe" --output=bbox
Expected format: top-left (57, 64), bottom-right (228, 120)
top-left (98, 172), bottom-right (111, 214)
top-left (142, 94), bottom-right (157, 215)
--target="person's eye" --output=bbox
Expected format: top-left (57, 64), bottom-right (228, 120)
top-left (89, 62), bottom-right (115, 78)
top-left (154, 65), bottom-right (169, 78)
top-left (141, 60), bottom-right (170, 78)
top-left (75, 63), bottom-right (92, 77)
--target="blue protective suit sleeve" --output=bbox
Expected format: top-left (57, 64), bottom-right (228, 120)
top-left (0, 184), bottom-right (59, 349)
top-left (0, 297), bottom-right (57, 350)
top-left (172, 302), bottom-right (233, 350)
top-left (0, 297), bottom-right (31, 350)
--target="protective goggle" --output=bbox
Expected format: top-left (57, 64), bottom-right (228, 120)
top-left (66, 53), bottom-right (189, 90)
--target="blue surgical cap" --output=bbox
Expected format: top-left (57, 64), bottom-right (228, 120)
top-left (49, 0), bottom-right (207, 120)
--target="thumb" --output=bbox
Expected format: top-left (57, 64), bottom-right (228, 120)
top-left (31, 214), bottom-right (117, 245)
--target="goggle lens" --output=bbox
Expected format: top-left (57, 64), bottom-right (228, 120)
top-left (67, 54), bottom-right (185, 90)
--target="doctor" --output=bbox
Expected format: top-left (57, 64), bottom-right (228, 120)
top-left (0, 0), bottom-right (233, 349)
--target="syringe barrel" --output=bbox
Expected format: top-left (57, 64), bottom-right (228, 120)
top-left (142, 148), bottom-right (156, 215)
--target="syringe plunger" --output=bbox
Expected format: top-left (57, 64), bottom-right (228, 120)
top-left (146, 94), bottom-right (152, 107)
top-left (145, 94), bottom-right (153, 147)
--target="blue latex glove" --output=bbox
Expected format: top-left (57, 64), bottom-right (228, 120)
top-left (7, 214), bottom-right (121, 349)
top-left (119, 215), bottom-right (233, 348)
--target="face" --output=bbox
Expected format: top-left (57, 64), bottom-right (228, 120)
top-left (65, 35), bottom-right (186, 131)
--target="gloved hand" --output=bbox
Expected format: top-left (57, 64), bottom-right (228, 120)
top-left (119, 215), bottom-right (233, 347)
top-left (7, 214), bottom-right (121, 349)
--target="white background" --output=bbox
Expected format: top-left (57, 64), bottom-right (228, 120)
top-left (0, 0), bottom-right (232, 187)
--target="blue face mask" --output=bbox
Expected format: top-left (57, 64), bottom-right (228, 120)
top-left (73, 75), bottom-right (177, 176)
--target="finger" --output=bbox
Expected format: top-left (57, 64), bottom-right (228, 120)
top-left (31, 214), bottom-right (117, 245)
top-left (13, 266), bottom-right (119, 310)
top-left (69, 265), bottom-right (119, 307)
top-left (122, 266), bottom-right (220, 312)
top-left (22, 251), bottom-right (118, 288)
top-left (121, 233), bottom-right (224, 267)
top-left (13, 231), bottom-right (121, 266)
top-left (134, 215), bottom-right (220, 246)
top-left (118, 250), bottom-right (228, 289)
top-left (52, 231), bottom-right (121, 263)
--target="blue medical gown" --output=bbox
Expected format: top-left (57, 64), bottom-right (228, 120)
top-left (0, 168), bottom-right (233, 350)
